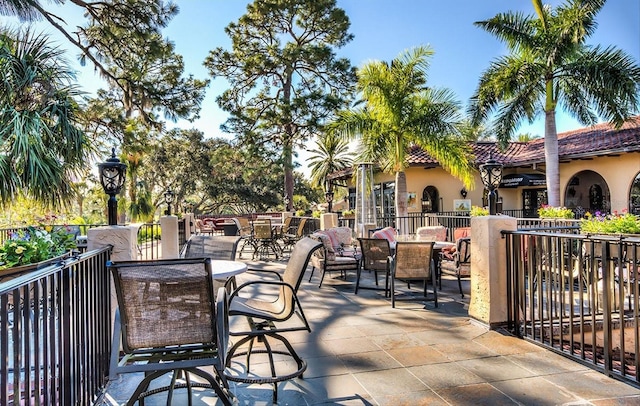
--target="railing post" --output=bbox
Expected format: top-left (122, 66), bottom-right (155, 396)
top-left (320, 213), bottom-right (338, 230)
top-left (160, 215), bottom-right (179, 259)
top-left (468, 215), bottom-right (517, 328)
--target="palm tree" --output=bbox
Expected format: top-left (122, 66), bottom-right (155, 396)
top-left (0, 0), bottom-right (49, 21)
top-left (469, 0), bottom-right (640, 207)
top-left (0, 27), bottom-right (89, 207)
top-left (307, 132), bottom-right (353, 194)
top-left (330, 46), bottom-right (475, 232)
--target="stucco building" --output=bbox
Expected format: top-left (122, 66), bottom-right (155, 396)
top-left (333, 117), bottom-right (640, 218)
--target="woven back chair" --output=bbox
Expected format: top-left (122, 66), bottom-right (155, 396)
top-left (281, 217), bottom-right (308, 253)
top-left (441, 237), bottom-right (471, 298)
top-left (224, 237), bottom-right (322, 403)
top-left (108, 257), bottom-right (234, 405)
top-left (390, 241), bottom-right (437, 308)
top-left (252, 221), bottom-right (280, 260)
top-left (182, 235), bottom-right (240, 260)
top-left (357, 238), bottom-right (392, 297)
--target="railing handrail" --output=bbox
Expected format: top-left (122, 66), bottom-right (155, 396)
top-left (1, 247), bottom-right (112, 405)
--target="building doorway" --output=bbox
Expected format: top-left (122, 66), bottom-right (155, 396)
top-left (421, 186), bottom-right (439, 213)
top-left (523, 188), bottom-right (547, 218)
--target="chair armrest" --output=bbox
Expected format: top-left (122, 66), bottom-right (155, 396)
top-left (229, 280), bottom-right (296, 302)
top-left (245, 268), bottom-right (284, 280)
top-left (223, 268), bottom-right (283, 290)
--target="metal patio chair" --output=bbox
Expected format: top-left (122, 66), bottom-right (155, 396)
top-left (390, 241), bottom-right (437, 308)
top-left (356, 237), bottom-right (392, 297)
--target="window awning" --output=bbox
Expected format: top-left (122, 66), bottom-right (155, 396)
top-left (500, 173), bottom-right (546, 188)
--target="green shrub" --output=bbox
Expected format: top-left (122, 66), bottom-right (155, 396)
top-left (580, 210), bottom-right (640, 234)
top-left (538, 205), bottom-right (574, 219)
top-left (470, 206), bottom-right (489, 216)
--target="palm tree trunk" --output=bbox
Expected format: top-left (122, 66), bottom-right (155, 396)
top-left (544, 109), bottom-right (560, 207)
top-left (395, 171), bottom-right (409, 235)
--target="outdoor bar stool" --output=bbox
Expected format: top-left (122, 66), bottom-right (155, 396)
top-left (223, 237), bottom-right (322, 403)
top-left (108, 257), bottom-right (234, 405)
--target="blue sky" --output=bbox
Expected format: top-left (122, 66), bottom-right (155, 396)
top-left (8, 0), bottom-right (640, 176)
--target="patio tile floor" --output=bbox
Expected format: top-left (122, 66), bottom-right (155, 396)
top-left (97, 258), bottom-right (640, 405)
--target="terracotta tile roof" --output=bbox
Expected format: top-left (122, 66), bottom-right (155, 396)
top-left (408, 116), bottom-right (640, 168)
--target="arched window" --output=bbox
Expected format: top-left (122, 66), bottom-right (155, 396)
top-left (631, 172), bottom-right (640, 215)
top-left (421, 186), bottom-right (439, 213)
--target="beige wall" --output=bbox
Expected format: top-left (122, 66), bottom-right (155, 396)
top-left (559, 154), bottom-right (640, 213)
top-left (369, 152), bottom-right (639, 213)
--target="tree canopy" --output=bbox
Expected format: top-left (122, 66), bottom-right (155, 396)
top-left (330, 46), bottom-right (475, 228)
top-left (204, 0), bottom-right (356, 210)
top-left (470, 0), bottom-right (640, 206)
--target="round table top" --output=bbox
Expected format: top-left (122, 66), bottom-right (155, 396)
top-left (211, 260), bottom-right (247, 279)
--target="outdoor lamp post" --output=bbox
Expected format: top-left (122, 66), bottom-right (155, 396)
top-left (325, 190), bottom-right (334, 213)
top-left (479, 155), bottom-right (503, 215)
top-left (98, 148), bottom-right (127, 225)
top-left (164, 188), bottom-right (175, 216)
top-left (324, 179), bottom-right (334, 213)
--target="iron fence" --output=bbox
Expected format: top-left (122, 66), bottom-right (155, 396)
top-left (0, 247), bottom-right (112, 405)
top-left (503, 230), bottom-right (640, 387)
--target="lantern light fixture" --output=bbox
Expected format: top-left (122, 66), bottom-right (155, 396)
top-left (98, 148), bottom-right (127, 225)
top-left (164, 188), bottom-right (175, 216)
top-left (479, 154), bottom-right (503, 215)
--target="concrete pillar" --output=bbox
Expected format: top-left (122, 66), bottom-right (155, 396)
top-left (468, 215), bottom-right (517, 329)
top-left (183, 213), bottom-right (195, 240)
top-left (87, 225), bottom-right (141, 343)
top-left (320, 213), bottom-right (338, 230)
top-left (160, 215), bottom-right (179, 259)
top-left (87, 225), bottom-right (140, 261)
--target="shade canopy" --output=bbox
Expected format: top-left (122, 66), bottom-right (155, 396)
top-left (500, 173), bottom-right (547, 188)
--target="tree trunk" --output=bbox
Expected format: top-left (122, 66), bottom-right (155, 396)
top-left (284, 143), bottom-right (294, 211)
top-left (395, 171), bottom-right (409, 235)
top-left (544, 109), bottom-right (560, 207)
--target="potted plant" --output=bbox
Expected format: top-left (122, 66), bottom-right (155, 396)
top-left (470, 206), bottom-right (489, 217)
top-left (341, 209), bottom-right (355, 218)
top-left (0, 226), bottom-right (78, 274)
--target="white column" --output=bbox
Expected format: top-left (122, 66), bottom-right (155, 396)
top-left (87, 225), bottom-right (140, 261)
top-left (160, 215), bottom-right (179, 259)
top-left (468, 215), bottom-right (517, 328)
top-left (320, 213), bottom-right (338, 230)
top-left (183, 213), bottom-right (195, 240)
top-left (87, 224), bottom-right (141, 339)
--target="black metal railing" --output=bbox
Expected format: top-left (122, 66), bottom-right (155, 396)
top-left (0, 247), bottom-right (112, 405)
top-left (503, 230), bottom-right (640, 387)
top-left (137, 223), bottom-right (161, 260)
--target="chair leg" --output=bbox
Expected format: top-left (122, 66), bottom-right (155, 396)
top-left (355, 266), bottom-right (362, 294)
top-left (308, 266), bottom-right (315, 282)
top-left (458, 273), bottom-right (464, 298)
top-left (391, 276), bottom-right (396, 308)
top-left (319, 267), bottom-right (327, 288)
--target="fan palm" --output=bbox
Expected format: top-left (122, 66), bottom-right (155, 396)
top-left (469, 0), bottom-right (640, 207)
top-left (0, 27), bottom-right (89, 207)
top-left (330, 46), bottom-right (474, 231)
top-left (307, 132), bottom-right (353, 192)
